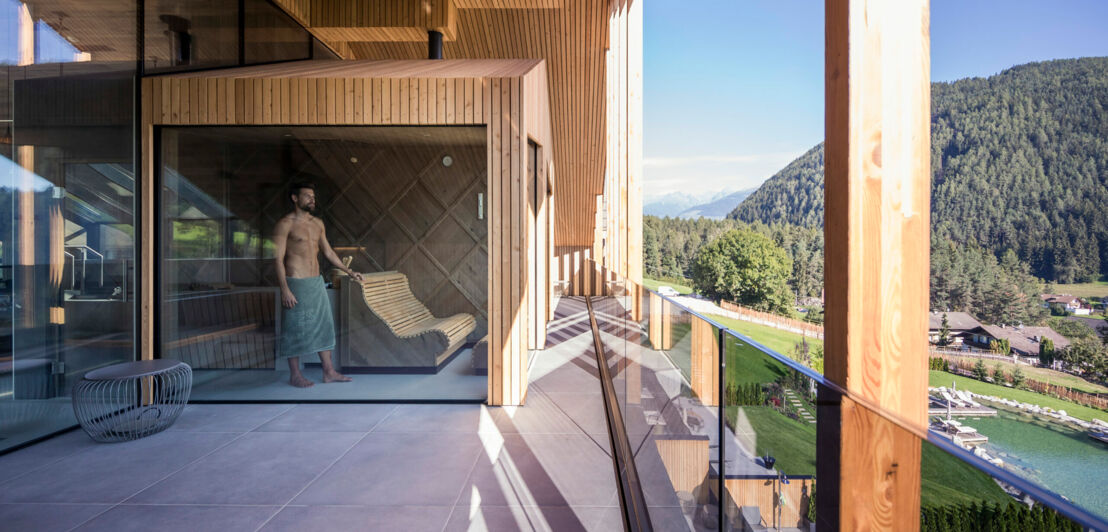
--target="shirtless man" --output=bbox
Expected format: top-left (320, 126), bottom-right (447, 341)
top-left (273, 182), bottom-right (363, 387)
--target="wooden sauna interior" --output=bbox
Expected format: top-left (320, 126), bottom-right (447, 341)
top-left (145, 60), bottom-right (554, 402)
top-left (159, 125), bottom-right (489, 372)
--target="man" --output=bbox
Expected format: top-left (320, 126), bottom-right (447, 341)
top-left (273, 182), bottom-right (363, 387)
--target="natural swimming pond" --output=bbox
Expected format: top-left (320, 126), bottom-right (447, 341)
top-left (971, 409), bottom-right (1108, 521)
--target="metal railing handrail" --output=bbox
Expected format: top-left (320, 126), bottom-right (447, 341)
top-left (635, 284), bottom-right (1108, 531)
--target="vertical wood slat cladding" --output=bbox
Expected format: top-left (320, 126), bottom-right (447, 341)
top-left (298, 0), bottom-right (609, 247)
top-left (141, 60), bottom-right (551, 406)
top-left (823, 1), bottom-right (930, 529)
top-left (270, 0), bottom-right (644, 291)
top-left (690, 316), bottom-right (718, 406)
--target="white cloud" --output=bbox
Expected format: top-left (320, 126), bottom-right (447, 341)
top-left (642, 149), bottom-right (806, 200)
top-left (644, 151), bottom-right (802, 167)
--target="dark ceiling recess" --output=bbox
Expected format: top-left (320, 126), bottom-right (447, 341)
top-left (428, 30), bottom-right (443, 60)
top-left (159, 14), bottom-right (192, 65)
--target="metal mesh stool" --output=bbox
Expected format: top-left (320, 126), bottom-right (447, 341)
top-left (72, 360), bottom-right (192, 443)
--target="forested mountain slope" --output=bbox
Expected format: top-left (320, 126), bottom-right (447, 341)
top-left (728, 57), bottom-right (1108, 283)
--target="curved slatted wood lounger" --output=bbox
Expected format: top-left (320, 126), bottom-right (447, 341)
top-left (340, 271), bottom-right (476, 373)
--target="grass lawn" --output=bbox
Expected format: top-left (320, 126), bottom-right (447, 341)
top-left (1050, 280), bottom-right (1108, 299)
top-left (942, 355), bottom-right (1108, 394)
top-left (929, 370), bottom-right (1108, 423)
top-left (642, 277), bottom-right (695, 295)
top-left (731, 406), bottom-right (816, 476)
top-left (730, 405), bottom-right (1009, 507)
top-left (920, 442), bottom-right (1011, 507)
top-left (707, 314), bottom-right (823, 358)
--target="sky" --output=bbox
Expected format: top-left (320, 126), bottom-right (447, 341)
top-left (643, 0), bottom-right (1108, 202)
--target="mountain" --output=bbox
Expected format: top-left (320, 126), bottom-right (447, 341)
top-left (677, 188), bottom-right (756, 219)
top-left (644, 191), bottom-right (709, 218)
top-left (729, 57), bottom-right (1108, 283)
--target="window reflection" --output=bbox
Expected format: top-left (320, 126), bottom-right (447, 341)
top-left (0, 0), bottom-right (136, 452)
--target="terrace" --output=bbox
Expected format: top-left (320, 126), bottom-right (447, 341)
top-left (0, 298), bottom-right (621, 531)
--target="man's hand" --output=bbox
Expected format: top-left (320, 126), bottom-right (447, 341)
top-left (350, 271), bottom-right (364, 282)
top-left (282, 288), bottom-right (298, 308)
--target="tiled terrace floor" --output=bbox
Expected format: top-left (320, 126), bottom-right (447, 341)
top-left (0, 298), bottom-right (621, 532)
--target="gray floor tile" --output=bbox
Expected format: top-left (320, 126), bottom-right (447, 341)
top-left (260, 505), bottom-right (452, 532)
top-left (0, 503), bottom-right (110, 532)
top-left (529, 363), bottom-right (601, 394)
top-left (538, 391), bottom-right (609, 435)
top-left (128, 431), bottom-right (364, 505)
top-left (73, 504), bottom-right (279, 532)
top-left (486, 391), bottom-right (583, 435)
top-left (292, 432), bottom-right (483, 506)
top-left (372, 404), bottom-right (489, 433)
top-left (0, 430), bottom-right (98, 484)
top-left (254, 404), bottom-right (397, 432)
top-left (457, 434), bottom-right (617, 507)
top-left (167, 404), bottom-right (294, 432)
top-left (0, 432), bottom-right (239, 504)
top-left (444, 505), bottom-right (617, 532)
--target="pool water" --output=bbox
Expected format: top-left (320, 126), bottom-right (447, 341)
top-left (970, 409), bottom-right (1108, 520)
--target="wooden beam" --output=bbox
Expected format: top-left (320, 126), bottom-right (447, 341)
top-left (823, 0), bottom-right (931, 530)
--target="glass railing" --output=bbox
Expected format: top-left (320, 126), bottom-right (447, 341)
top-left (590, 270), bottom-right (1107, 531)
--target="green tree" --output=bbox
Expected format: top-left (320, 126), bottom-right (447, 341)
top-left (991, 362), bottom-right (1005, 384)
top-left (973, 359), bottom-right (989, 381)
top-left (690, 229), bottom-right (793, 315)
top-left (939, 313), bottom-right (952, 346)
top-left (1010, 366), bottom-right (1026, 389)
top-left (1038, 337), bottom-right (1055, 366)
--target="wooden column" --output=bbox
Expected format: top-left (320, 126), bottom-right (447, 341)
top-left (689, 317), bottom-right (719, 406)
top-left (823, 0), bottom-right (930, 530)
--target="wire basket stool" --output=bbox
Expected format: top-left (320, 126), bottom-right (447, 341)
top-left (71, 360), bottom-right (192, 443)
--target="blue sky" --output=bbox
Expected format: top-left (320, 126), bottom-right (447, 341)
top-left (644, 0), bottom-right (1108, 201)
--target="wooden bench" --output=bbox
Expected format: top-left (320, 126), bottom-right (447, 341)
top-left (339, 271), bottom-right (476, 373)
top-left (163, 289), bottom-right (277, 369)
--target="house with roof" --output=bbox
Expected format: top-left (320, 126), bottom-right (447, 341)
top-left (928, 311), bottom-right (983, 347)
top-left (1042, 294), bottom-right (1093, 315)
top-left (964, 324), bottom-right (1071, 357)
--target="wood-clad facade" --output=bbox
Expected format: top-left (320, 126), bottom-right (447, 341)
top-left (270, 0), bottom-right (645, 269)
top-left (140, 59), bottom-right (554, 405)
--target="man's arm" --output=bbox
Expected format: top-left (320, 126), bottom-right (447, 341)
top-left (318, 219), bottom-right (363, 281)
top-left (273, 217), bottom-right (297, 307)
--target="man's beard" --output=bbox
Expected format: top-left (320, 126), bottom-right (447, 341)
top-left (299, 201), bottom-right (316, 213)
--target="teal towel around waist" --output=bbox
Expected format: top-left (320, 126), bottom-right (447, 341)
top-left (279, 276), bottom-right (335, 359)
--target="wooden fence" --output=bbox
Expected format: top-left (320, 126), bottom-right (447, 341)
top-left (718, 300), bottom-right (824, 339)
top-left (937, 359), bottom-right (1108, 412)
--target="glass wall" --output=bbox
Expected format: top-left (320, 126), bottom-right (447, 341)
top-left (0, 0), bottom-right (321, 453)
top-left (145, 0), bottom-right (312, 73)
top-left (0, 0), bottom-right (137, 452)
top-left (159, 126), bottom-right (488, 401)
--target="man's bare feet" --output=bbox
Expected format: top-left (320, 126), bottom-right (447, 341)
top-left (290, 374), bottom-right (314, 388)
top-left (322, 370), bottom-right (352, 383)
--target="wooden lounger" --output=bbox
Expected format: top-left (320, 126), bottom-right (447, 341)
top-left (339, 271), bottom-right (476, 372)
top-left (471, 335), bottom-right (488, 375)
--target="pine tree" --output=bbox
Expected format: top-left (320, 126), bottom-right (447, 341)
top-left (939, 313), bottom-right (952, 346)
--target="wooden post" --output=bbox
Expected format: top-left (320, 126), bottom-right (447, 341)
top-left (823, 0), bottom-right (930, 530)
top-left (689, 317), bottom-right (719, 406)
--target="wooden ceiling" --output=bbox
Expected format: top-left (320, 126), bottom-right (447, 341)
top-left (272, 0), bottom-right (620, 245)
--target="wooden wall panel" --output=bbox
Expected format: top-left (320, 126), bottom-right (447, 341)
top-left (823, 0), bottom-right (930, 529)
top-left (142, 60), bottom-right (550, 406)
top-left (722, 477), bottom-right (815, 530)
top-left (294, 1), bottom-right (612, 248)
top-left (689, 316), bottom-right (718, 406)
top-left (654, 438), bottom-right (711, 503)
